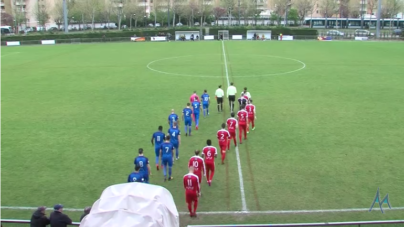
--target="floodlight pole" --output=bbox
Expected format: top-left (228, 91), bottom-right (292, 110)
top-left (63, 0), bottom-right (68, 33)
top-left (376, 0), bottom-right (381, 38)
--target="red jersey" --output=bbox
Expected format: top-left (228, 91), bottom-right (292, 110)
top-left (237, 110), bottom-right (249, 125)
top-left (188, 156), bottom-right (205, 176)
top-left (217, 129), bottom-right (230, 144)
top-left (183, 173), bottom-right (200, 193)
top-left (245, 104), bottom-right (256, 118)
top-left (202, 146), bottom-right (217, 164)
top-left (226, 118), bottom-right (238, 132)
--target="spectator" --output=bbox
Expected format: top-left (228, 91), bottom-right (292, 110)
top-left (30, 206), bottom-right (50, 227)
top-left (80, 206), bottom-right (91, 221)
top-left (49, 204), bottom-right (72, 227)
top-left (191, 34), bottom-right (194, 41)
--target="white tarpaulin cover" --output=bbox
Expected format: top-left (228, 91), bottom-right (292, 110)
top-left (80, 183), bottom-right (179, 227)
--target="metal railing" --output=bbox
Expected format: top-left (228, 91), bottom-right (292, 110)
top-left (187, 220), bottom-right (404, 227)
top-left (2, 219), bottom-right (404, 227)
top-left (1, 219), bottom-right (80, 226)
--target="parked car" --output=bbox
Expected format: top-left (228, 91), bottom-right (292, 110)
top-left (47, 27), bottom-right (58, 31)
top-left (354, 29), bottom-right (374, 36)
top-left (326, 30), bottom-right (344, 36)
top-left (194, 22), bottom-right (200, 26)
top-left (155, 23), bottom-right (161, 27)
top-left (176, 22), bottom-right (183, 26)
top-left (148, 23), bottom-right (154, 27)
top-left (393, 28), bottom-right (402, 35)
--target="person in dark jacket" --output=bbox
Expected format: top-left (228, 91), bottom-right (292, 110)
top-left (79, 206), bottom-right (91, 221)
top-left (30, 206), bottom-right (50, 227)
top-left (49, 204), bottom-right (72, 227)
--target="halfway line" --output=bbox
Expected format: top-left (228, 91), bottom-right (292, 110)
top-left (221, 40), bottom-right (248, 212)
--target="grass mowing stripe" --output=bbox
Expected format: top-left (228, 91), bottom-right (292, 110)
top-left (221, 40), bottom-right (248, 212)
top-left (245, 141), bottom-right (261, 210)
top-left (3, 205), bottom-right (404, 214)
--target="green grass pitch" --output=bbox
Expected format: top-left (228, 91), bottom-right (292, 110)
top-left (1, 41), bottom-right (404, 227)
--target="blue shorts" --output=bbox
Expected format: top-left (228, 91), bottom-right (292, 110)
top-left (171, 142), bottom-right (179, 149)
top-left (184, 118), bottom-right (192, 126)
top-left (203, 103), bottom-right (209, 109)
top-left (162, 156), bottom-right (173, 167)
top-left (141, 171), bottom-right (149, 183)
top-left (155, 145), bottom-right (161, 157)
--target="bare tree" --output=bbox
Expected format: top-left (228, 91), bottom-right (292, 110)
top-left (1, 12), bottom-right (14, 26)
top-left (82, 0), bottom-right (103, 30)
top-left (347, 0), bottom-right (360, 18)
top-left (12, 0), bottom-right (26, 32)
top-left (213, 6), bottom-right (226, 25)
top-left (338, 0), bottom-right (349, 18)
top-left (52, 0), bottom-right (76, 29)
top-left (293, 0), bottom-right (314, 25)
top-left (35, 1), bottom-right (50, 28)
top-left (319, 0), bottom-right (338, 28)
top-left (221, 0), bottom-right (235, 25)
top-left (102, 0), bottom-right (115, 29)
top-left (271, 0), bottom-right (290, 25)
top-left (367, 0), bottom-right (376, 15)
top-left (172, 0), bottom-right (185, 26)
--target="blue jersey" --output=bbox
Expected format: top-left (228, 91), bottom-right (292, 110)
top-left (134, 156), bottom-right (149, 173)
top-left (201, 93), bottom-right (210, 104)
top-left (152, 131), bottom-right (165, 146)
top-left (160, 142), bottom-right (174, 158)
top-left (128, 172), bottom-right (145, 183)
top-left (168, 128), bottom-right (180, 144)
top-left (168, 114), bottom-right (179, 126)
top-left (183, 108), bottom-right (193, 120)
top-left (192, 101), bottom-right (201, 114)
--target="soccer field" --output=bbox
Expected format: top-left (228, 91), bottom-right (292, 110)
top-left (1, 41), bottom-right (404, 227)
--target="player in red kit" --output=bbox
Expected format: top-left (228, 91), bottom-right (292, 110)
top-left (188, 150), bottom-right (205, 185)
top-left (246, 99), bottom-right (256, 133)
top-left (237, 105), bottom-right (248, 144)
top-left (226, 112), bottom-right (238, 149)
top-left (217, 123), bottom-right (230, 164)
top-left (183, 166), bottom-right (200, 217)
top-left (201, 139), bottom-right (217, 186)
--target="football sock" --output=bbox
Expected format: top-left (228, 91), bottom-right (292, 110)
top-left (187, 203), bottom-right (192, 214)
top-left (196, 118), bottom-right (199, 126)
top-left (221, 151), bottom-right (226, 162)
top-left (203, 109), bottom-right (206, 116)
top-left (206, 170), bottom-right (210, 182)
top-left (168, 166), bottom-right (172, 177)
top-left (189, 128), bottom-right (192, 134)
top-left (233, 137), bottom-right (237, 146)
top-left (227, 140), bottom-right (230, 150)
top-left (220, 103), bottom-right (223, 111)
top-left (244, 129), bottom-right (247, 139)
top-left (175, 148), bottom-right (179, 159)
top-left (163, 165), bottom-right (167, 177)
top-left (193, 200), bottom-right (198, 214)
top-left (239, 130), bottom-right (242, 142)
top-left (217, 105), bottom-right (220, 111)
top-left (252, 120), bottom-right (255, 128)
top-left (210, 170), bottom-right (215, 181)
top-left (155, 156), bottom-right (159, 165)
top-left (184, 125), bottom-right (188, 133)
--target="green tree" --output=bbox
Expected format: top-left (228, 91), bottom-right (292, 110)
top-left (287, 8), bottom-right (298, 25)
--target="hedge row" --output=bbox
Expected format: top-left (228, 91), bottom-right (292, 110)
top-left (1, 27), bottom-right (317, 41)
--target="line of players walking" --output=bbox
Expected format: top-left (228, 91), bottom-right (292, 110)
top-left (128, 85), bottom-right (256, 218)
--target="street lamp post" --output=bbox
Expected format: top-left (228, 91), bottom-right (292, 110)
top-left (144, 15), bottom-right (146, 27)
top-left (167, 0), bottom-right (170, 27)
top-left (255, 14), bottom-right (257, 26)
top-left (361, 0), bottom-right (364, 29)
top-left (229, 7), bottom-right (232, 26)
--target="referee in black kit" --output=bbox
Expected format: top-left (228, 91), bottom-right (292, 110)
top-left (226, 82), bottom-right (237, 112)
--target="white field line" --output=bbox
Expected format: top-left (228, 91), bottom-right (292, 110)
top-left (1, 52), bottom-right (20, 58)
top-left (221, 40), bottom-right (248, 212)
top-left (2, 206), bottom-right (404, 215)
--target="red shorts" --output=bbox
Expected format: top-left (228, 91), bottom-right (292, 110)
top-left (195, 172), bottom-right (202, 183)
top-left (219, 141), bottom-right (227, 151)
top-left (229, 131), bottom-right (236, 139)
top-left (239, 124), bottom-right (247, 130)
top-left (248, 116), bottom-right (254, 121)
top-left (186, 190), bottom-right (198, 203)
top-left (206, 162), bottom-right (215, 172)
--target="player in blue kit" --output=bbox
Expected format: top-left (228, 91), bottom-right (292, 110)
top-left (128, 165), bottom-right (145, 183)
top-left (167, 122), bottom-right (181, 160)
top-left (151, 126), bottom-right (165, 171)
top-left (192, 99), bottom-right (202, 130)
top-left (201, 89), bottom-right (210, 117)
top-left (168, 109), bottom-right (179, 129)
top-left (182, 103), bottom-right (193, 136)
top-left (134, 148), bottom-right (151, 183)
top-left (160, 135), bottom-right (174, 181)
